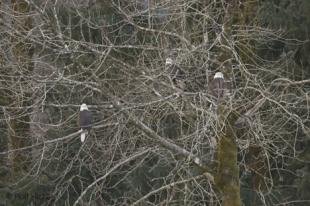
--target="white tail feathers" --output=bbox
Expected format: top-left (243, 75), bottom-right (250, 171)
top-left (81, 131), bottom-right (87, 142)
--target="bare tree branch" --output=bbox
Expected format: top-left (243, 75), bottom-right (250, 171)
top-left (73, 148), bottom-right (152, 206)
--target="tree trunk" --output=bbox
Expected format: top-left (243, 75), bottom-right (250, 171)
top-left (215, 107), bottom-right (241, 206)
top-left (214, 1), bottom-right (259, 205)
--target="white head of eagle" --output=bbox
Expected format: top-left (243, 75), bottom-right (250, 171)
top-left (79, 103), bottom-right (92, 142)
top-left (214, 72), bottom-right (224, 79)
top-left (165, 57), bottom-right (173, 66)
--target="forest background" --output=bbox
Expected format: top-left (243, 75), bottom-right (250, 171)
top-left (0, 0), bottom-right (310, 205)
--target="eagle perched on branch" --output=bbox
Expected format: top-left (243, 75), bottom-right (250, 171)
top-left (79, 103), bottom-right (92, 142)
top-left (209, 72), bottom-right (225, 102)
top-left (165, 57), bottom-right (186, 90)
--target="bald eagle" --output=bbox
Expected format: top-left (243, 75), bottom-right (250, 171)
top-left (165, 57), bottom-right (186, 90)
top-left (79, 103), bottom-right (92, 142)
top-left (209, 72), bottom-right (225, 102)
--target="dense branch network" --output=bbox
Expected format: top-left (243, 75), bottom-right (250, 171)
top-left (0, 0), bottom-right (309, 205)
